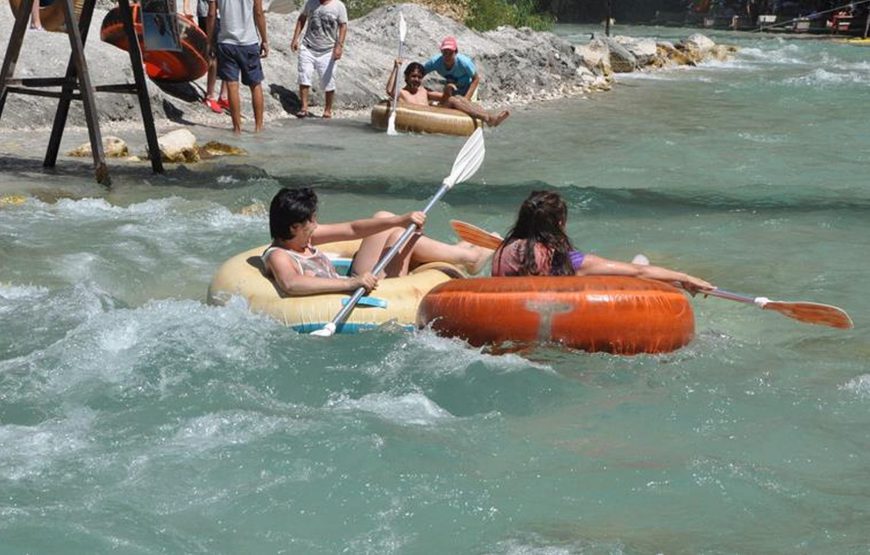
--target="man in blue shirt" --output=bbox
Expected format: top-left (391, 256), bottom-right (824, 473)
top-left (422, 36), bottom-right (480, 101)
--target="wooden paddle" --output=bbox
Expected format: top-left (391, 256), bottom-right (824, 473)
top-left (450, 219), bottom-right (502, 250)
top-left (450, 219), bottom-right (854, 330)
top-left (309, 129), bottom-right (486, 337)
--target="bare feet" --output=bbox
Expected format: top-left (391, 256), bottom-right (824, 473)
top-left (487, 110), bottom-right (511, 128)
top-left (458, 242), bottom-right (495, 275)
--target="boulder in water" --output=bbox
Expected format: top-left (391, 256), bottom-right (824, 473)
top-left (156, 129), bottom-right (199, 163)
top-left (67, 136), bottom-right (129, 158)
top-left (198, 141), bottom-right (247, 159)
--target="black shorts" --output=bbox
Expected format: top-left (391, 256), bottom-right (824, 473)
top-left (216, 43), bottom-right (263, 86)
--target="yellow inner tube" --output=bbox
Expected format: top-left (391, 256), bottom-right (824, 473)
top-left (370, 100), bottom-right (483, 137)
top-left (207, 241), bottom-right (465, 333)
top-left (8, 0), bottom-right (84, 32)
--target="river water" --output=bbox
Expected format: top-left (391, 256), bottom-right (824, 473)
top-left (1, 25), bottom-right (868, 553)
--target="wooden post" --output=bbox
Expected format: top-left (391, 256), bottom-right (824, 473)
top-left (44, 0), bottom-right (109, 184)
top-left (117, 0), bottom-right (163, 173)
top-left (0, 0), bottom-right (165, 184)
top-left (0, 0), bottom-right (32, 121)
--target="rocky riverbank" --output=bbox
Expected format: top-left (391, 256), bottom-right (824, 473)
top-left (0, 2), bottom-right (734, 130)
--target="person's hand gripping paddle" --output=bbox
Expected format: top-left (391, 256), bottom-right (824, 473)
top-left (310, 129), bottom-right (486, 337)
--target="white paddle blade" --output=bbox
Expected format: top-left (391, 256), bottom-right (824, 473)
top-left (310, 322), bottom-right (337, 337)
top-left (387, 112), bottom-right (398, 135)
top-left (399, 12), bottom-right (407, 42)
top-left (443, 128), bottom-right (485, 188)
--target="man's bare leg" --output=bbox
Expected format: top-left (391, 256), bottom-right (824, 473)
top-left (323, 90), bottom-right (335, 118)
top-left (444, 96), bottom-right (511, 127)
top-left (298, 85), bottom-right (310, 116)
top-left (251, 82), bottom-right (264, 132)
top-left (226, 81), bottom-right (242, 134)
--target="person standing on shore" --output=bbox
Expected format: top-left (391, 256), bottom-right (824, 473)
top-left (184, 0), bottom-right (229, 113)
top-left (206, 0), bottom-right (269, 134)
top-left (290, 0), bottom-right (348, 119)
top-left (29, 0), bottom-right (43, 30)
top-left (423, 36), bottom-right (481, 103)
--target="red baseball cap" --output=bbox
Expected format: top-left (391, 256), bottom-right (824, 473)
top-left (440, 36), bottom-right (458, 51)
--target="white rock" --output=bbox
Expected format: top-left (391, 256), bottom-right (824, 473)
top-left (684, 33), bottom-right (716, 53)
top-left (156, 128), bottom-right (198, 163)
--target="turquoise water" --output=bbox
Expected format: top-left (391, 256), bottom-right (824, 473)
top-left (1, 26), bottom-right (869, 553)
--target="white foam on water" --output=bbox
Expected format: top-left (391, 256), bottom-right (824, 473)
top-left (784, 68), bottom-right (870, 87)
top-left (492, 535), bottom-right (618, 555)
top-left (111, 197), bottom-right (262, 239)
top-left (817, 50), bottom-right (870, 72)
top-left (19, 196), bottom-right (263, 238)
top-left (738, 44), bottom-right (804, 65)
top-left (413, 328), bottom-right (552, 373)
top-left (839, 374), bottom-right (870, 399)
top-left (170, 410), bottom-right (308, 453)
top-left (0, 408), bottom-right (95, 481)
top-left (1, 295), bottom-right (278, 401)
top-left (53, 197), bottom-right (124, 217)
top-left (55, 251), bottom-right (103, 283)
top-left (0, 283), bottom-right (48, 302)
top-left (325, 391), bottom-right (455, 426)
top-left (737, 132), bottom-right (788, 144)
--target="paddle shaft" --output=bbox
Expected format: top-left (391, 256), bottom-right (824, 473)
top-left (324, 182), bottom-right (452, 331)
top-left (313, 129), bottom-right (484, 336)
top-left (704, 288), bottom-right (763, 306)
top-left (390, 42), bottom-right (404, 113)
top-left (388, 13), bottom-right (406, 127)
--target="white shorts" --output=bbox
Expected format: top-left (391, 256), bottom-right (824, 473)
top-left (297, 46), bottom-right (337, 92)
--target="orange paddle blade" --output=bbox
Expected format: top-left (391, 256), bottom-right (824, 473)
top-left (764, 301), bottom-right (854, 329)
top-left (450, 220), bottom-right (502, 250)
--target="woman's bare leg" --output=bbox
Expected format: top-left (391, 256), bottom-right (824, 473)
top-left (351, 212), bottom-right (494, 277)
top-left (407, 237), bottom-right (493, 275)
top-left (351, 212), bottom-right (420, 278)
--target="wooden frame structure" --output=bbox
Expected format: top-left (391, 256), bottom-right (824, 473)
top-left (0, 0), bottom-right (163, 185)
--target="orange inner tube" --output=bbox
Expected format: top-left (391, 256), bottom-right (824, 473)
top-left (100, 4), bottom-right (208, 82)
top-left (416, 276), bottom-right (695, 355)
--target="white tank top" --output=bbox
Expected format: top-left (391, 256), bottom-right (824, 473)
top-left (261, 244), bottom-right (340, 279)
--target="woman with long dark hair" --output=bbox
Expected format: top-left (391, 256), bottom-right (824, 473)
top-left (492, 190), bottom-right (714, 293)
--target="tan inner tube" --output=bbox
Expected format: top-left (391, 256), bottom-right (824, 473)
top-left (207, 241), bottom-right (466, 332)
top-left (370, 100), bottom-right (483, 137)
top-left (8, 0), bottom-right (84, 32)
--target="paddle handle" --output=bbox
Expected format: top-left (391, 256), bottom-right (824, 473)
top-left (323, 183), bottom-right (451, 332)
